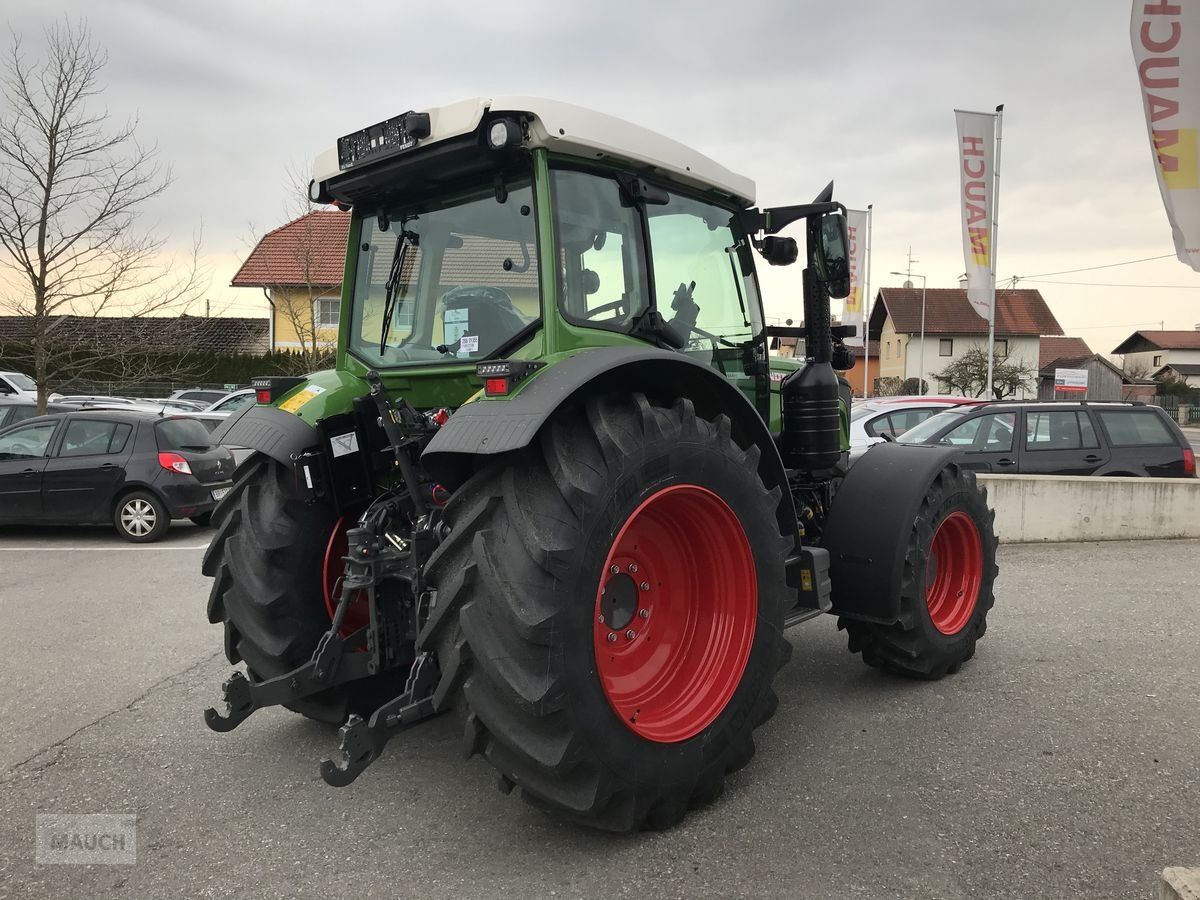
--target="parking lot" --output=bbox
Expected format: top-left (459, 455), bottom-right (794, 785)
top-left (0, 528), bottom-right (1197, 899)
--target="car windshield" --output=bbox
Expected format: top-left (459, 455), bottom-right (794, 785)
top-left (895, 408), bottom-right (971, 443)
top-left (6, 372), bottom-right (35, 391)
top-left (348, 179), bottom-right (539, 368)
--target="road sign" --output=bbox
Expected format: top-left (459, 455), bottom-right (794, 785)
top-left (1054, 368), bottom-right (1088, 393)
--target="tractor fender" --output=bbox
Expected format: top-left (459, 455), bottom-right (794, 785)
top-left (822, 441), bottom-right (965, 624)
top-left (210, 404), bottom-right (320, 467)
top-left (422, 345), bottom-right (797, 531)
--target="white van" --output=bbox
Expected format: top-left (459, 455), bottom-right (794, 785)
top-left (0, 371), bottom-right (63, 401)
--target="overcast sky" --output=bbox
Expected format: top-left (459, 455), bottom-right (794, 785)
top-left (5, 0), bottom-right (1198, 358)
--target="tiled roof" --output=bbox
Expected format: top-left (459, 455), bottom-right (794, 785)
top-left (850, 339), bottom-right (880, 359)
top-left (1110, 330), bottom-right (1200, 354)
top-left (232, 211), bottom-right (351, 288)
top-left (234, 211), bottom-right (540, 292)
top-left (0, 315), bottom-right (269, 354)
top-left (1156, 362), bottom-right (1200, 376)
top-left (870, 288), bottom-right (1064, 337)
top-left (1039, 336), bottom-right (1092, 368)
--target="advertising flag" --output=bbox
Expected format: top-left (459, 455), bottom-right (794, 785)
top-left (1132, 1), bottom-right (1200, 270)
top-left (843, 209), bottom-right (870, 345)
top-left (955, 109), bottom-right (997, 319)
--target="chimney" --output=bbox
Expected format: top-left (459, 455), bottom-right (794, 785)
top-left (959, 275), bottom-right (969, 289)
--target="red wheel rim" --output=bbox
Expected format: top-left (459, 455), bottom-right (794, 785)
top-left (925, 510), bottom-right (983, 635)
top-left (323, 516), bottom-right (370, 638)
top-left (593, 484), bottom-right (757, 743)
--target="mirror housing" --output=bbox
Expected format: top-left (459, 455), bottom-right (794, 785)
top-left (759, 236), bottom-right (799, 266)
top-left (814, 213), bottom-right (850, 299)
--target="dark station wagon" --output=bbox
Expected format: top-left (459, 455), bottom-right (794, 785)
top-left (0, 409), bottom-right (236, 541)
top-left (892, 400), bottom-right (1196, 478)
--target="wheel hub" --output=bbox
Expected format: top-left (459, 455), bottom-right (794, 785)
top-left (599, 570), bottom-right (641, 632)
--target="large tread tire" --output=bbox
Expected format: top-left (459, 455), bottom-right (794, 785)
top-left (838, 464), bottom-right (997, 680)
top-left (421, 392), bottom-right (792, 832)
top-left (202, 454), bottom-right (404, 723)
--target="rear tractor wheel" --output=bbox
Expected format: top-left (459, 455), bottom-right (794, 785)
top-left (421, 393), bottom-right (792, 832)
top-left (839, 464), bottom-right (997, 679)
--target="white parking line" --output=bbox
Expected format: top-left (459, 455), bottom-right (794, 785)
top-left (0, 544), bottom-right (211, 551)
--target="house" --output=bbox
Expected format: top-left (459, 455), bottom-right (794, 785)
top-left (233, 211), bottom-right (350, 353)
top-left (868, 287), bottom-right (1064, 399)
top-left (1035, 336), bottom-right (1125, 400)
top-left (1111, 329), bottom-right (1200, 382)
top-left (838, 340), bottom-right (880, 397)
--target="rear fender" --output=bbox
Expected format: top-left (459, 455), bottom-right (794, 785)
top-left (422, 346), bottom-right (797, 535)
top-left (210, 405), bottom-right (320, 467)
top-left (822, 442), bottom-right (964, 624)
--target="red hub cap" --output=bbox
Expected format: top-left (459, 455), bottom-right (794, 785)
top-left (323, 516), bottom-right (369, 638)
top-left (593, 485), bottom-right (757, 744)
top-left (925, 510), bottom-right (983, 635)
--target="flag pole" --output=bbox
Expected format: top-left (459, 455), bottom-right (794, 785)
top-left (986, 103), bottom-right (1004, 399)
top-left (862, 204), bottom-right (874, 398)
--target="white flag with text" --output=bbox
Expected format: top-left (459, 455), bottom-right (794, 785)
top-left (1131, 1), bottom-right (1200, 270)
top-left (843, 209), bottom-right (869, 346)
top-left (955, 109), bottom-right (996, 319)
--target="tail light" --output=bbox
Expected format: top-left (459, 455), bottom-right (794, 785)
top-left (158, 451), bottom-right (192, 475)
top-left (256, 389), bottom-right (272, 404)
top-left (1184, 447), bottom-right (1195, 477)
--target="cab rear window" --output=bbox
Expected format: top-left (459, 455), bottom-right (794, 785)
top-left (155, 418), bottom-right (217, 451)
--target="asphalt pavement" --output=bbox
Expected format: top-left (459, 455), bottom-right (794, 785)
top-left (0, 528), bottom-right (1197, 900)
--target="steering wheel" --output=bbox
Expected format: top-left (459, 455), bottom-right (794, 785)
top-left (583, 298), bottom-right (628, 320)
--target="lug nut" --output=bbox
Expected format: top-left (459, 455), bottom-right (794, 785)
top-left (598, 615), bottom-right (605, 625)
top-left (640, 582), bottom-right (650, 591)
top-left (628, 563), bottom-right (638, 573)
top-left (625, 630), bottom-right (637, 640)
top-left (639, 609), bottom-right (649, 619)
top-left (609, 565), bottom-right (620, 575)
top-left (606, 632), bottom-right (617, 642)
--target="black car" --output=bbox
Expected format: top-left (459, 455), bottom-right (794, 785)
top-left (0, 409), bottom-right (236, 541)
top-left (0, 397), bottom-right (72, 428)
top-left (893, 400), bottom-right (1195, 478)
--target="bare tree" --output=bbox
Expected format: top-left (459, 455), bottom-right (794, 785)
top-left (1121, 358), bottom-right (1152, 380)
top-left (0, 20), bottom-right (204, 410)
top-left (932, 345), bottom-right (1037, 400)
top-left (242, 164), bottom-right (339, 375)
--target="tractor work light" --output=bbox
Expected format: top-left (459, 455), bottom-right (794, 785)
top-left (476, 359), bottom-right (545, 396)
top-left (486, 118), bottom-right (521, 150)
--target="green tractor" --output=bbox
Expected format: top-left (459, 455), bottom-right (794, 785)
top-left (203, 97), bottom-right (997, 832)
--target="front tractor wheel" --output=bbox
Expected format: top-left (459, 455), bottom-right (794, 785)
top-left (839, 464), bottom-right (997, 679)
top-left (422, 393), bottom-right (792, 832)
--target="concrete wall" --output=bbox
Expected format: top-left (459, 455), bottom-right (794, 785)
top-left (978, 473), bottom-right (1200, 543)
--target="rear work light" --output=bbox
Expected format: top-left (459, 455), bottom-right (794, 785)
top-left (475, 359), bottom-right (545, 397)
top-left (1185, 447), bottom-right (1195, 477)
top-left (158, 452), bottom-right (192, 475)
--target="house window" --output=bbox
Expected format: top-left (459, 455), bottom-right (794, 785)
top-left (939, 338), bottom-right (953, 356)
top-left (994, 339), bottom-right (1008, 357)
top-left (315, 297), bottom-right (340, 329)
top-left (1153, 354), bottom-right (1163, 366)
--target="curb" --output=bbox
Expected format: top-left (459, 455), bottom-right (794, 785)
top-left (1161, 868), bottom-right (1200, 900)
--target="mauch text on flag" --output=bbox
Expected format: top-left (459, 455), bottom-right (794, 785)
top-left (955, 109), bottom-right (996, 319)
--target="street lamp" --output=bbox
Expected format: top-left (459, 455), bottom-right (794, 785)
top-left (890, 272), bottom-right (927, 395)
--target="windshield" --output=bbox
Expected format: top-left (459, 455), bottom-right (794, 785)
top-left (5, 372), bottom-right (35, 391)
top-left (349, 180), bottom-right (539, 367)
top-left (895, 408), bottom-right (969, 443)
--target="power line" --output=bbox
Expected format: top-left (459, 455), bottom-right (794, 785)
top-left (1014, 253), bottom-right (1175, 280)
top-left (1022, 278), bottom-right (1200, 289)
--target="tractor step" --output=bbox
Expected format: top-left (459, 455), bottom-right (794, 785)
top-left (320, 652), bottom-right (442, 786)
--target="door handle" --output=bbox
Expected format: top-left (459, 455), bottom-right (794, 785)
top-left (1083, 454), bottom-right (1102, 462)
top-left (98, 463), bottom-right (116, 469)
top-left (997, 458), bottom-right (1016, 467)
top-left (21, 467), bottom-right (37, 476)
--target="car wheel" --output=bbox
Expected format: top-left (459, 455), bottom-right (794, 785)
top-left (114, 491), bottom-right (170, 543)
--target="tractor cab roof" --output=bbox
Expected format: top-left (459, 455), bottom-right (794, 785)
top-left (311, 96), bottom-right (756, 209)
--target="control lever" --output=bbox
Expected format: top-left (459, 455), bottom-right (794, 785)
top-left (365, 370), bottom-right (427, 516)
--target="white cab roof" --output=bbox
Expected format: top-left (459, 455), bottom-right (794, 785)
top-left (312, 96), bottom-right (755, 207)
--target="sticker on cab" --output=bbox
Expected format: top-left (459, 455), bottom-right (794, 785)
top-left (279, 383), bottom-right (326, 413)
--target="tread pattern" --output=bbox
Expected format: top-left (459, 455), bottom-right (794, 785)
top-left (421, 393), bottom-right (791, 831)
top-left (837, 464), bottom-right (999, 679)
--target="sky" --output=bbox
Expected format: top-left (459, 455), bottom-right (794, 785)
top-left (4, 0), bottom-right (1198, 360)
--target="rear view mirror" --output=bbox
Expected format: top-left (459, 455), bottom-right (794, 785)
top-left (815, 213), bottom-right (850, 299)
